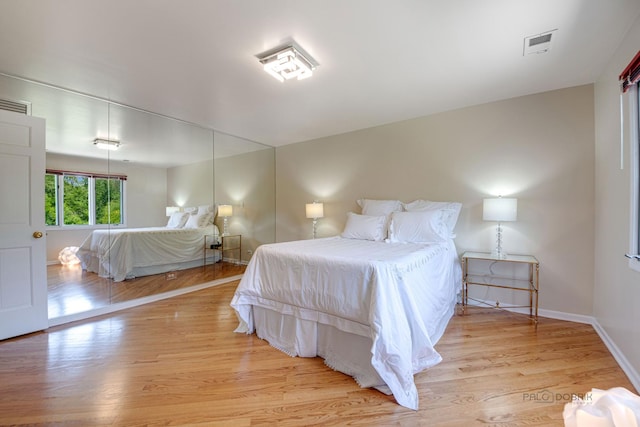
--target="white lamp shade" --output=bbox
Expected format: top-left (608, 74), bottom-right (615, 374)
top-left (165, 206), bottom-right (180, 217)
top-left (483, 198), bottom-right (517, 222)
top-left (305, 202), bottom-right (324, 219)
top-left (218, 204), bottom-right (233, 217)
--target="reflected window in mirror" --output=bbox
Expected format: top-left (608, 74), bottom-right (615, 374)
top-left (45, 170), bottom-right (126, 227)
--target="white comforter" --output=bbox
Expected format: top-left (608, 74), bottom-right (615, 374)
top-left (230, 236), bottom-right (461, 410)
top-left (77, 225), bottom-right (216, 282)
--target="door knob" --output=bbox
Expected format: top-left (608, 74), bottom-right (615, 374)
top-left (33, 231), bottom-right (43, 239)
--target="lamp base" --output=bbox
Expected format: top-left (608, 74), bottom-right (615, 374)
top-left (222, 217), bottom-right (229, 236)
top-left (491, 250), bottom-right (508, 259)
top-left (492, 222), bottom-right (507, 259)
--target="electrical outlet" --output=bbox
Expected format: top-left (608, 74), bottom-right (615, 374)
top-left (166, 271), bottom-right (177, 280)
top-left (247, 250), bottom-right (253, 255)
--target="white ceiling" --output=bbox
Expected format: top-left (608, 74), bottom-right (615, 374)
top-left (1, 0), bottom-right (639, 153)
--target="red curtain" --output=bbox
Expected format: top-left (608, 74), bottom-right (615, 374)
top-left (46, 169), bottom-right (127, 180)
top-left (620, 50), bottom-right (640, 93)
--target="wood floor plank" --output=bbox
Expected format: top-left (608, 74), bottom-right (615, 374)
top-left (0, 281), bottom-right (635, 426)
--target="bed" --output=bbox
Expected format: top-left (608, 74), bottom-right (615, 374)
top-left (77, 209), bottom-right (221, 282)
top-left (230, 199), bottom-right (462, 410)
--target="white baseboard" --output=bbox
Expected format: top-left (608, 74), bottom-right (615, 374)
top-left (537, 307), bottom-right (595, 325)
top-left (465, 300), bottom-right (640, 393)
top-left (591, 319), bottom-right (640, 393)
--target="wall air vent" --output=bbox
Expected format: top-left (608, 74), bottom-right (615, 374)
top-left (0, 98), bottom-right (31, 115)
top-left (523, 29), bottom-right (557, 56)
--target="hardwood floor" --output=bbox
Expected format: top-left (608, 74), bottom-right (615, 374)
top-left (1, 282), bottom-right (634, 426)
top-left (47, 262), bottom-right (246, 318)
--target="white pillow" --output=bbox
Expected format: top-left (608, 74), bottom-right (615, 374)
top-left (196, 205), bottom-right (215, 224)
top-left (197, 205), bottom-right (213, 215)
top-left (166, 212), bottom-right (189, 228)
top-left (184, 212), bottom-right (213, 229)
top-left (402, 200), bottom-right (462, 233)
top-left (341, 212), bottom-right (387, 241)
top-left (357, 198), bottom-right (403, 216)
top-left (388, 210), bottom-right (449, 243)
top-left (357, 198), bottom-right (403, 238)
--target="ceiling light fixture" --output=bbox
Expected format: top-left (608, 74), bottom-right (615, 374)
top-left (257, 43), bottom-right (318, 82)
top-left (93, 138), bottom-right (120, 151)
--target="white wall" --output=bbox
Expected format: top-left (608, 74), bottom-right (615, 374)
top-left (276, 84), bottom-right (595, 316)
top-left (593, 14), bottom-right (640, 385)
top-left (167, 158), bottom-right (214, 209)
top-left (215, 148), bottom-right (276, 262)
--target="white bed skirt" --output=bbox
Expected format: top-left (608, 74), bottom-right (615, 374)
top-left (126, 255), bottom-right (220, 279)
top-left (252, 305), bottom-right (391, 393)
top-left (83, 254), bottom-right (220, 281)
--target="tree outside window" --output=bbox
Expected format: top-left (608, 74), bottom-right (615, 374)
top-left (45, 174), bottom-right (58, 226)
top-left (95, 177), bottom-right (121, 225)
top-left (63, 175), bottom-right (89, 225)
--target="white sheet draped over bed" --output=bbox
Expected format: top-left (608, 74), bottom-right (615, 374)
top-left (77, 225), bottom-right (218, 282)
top-left (230, 236), bottom-right (461, 410)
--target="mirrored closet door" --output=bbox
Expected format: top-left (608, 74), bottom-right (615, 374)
top-left (0, 73), bottom-right (275, 324)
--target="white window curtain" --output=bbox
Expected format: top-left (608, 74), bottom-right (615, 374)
top-left (627, 85), bottom-right (639, 268)
top-left (620, 52), bottom-right (640, 269)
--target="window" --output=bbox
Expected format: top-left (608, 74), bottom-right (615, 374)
top-left (44, 173), bottom-right (58, 226)
top-left (95, 176), bottom-right (122, 224)
top-left (62, 174), bottom-right (89, 225)
top-left (45, 170), bottom-right (126, 227)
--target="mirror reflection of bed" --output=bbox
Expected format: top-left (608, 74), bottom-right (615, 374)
top-left (48, 209), bottom-right (248, 318)
top-left (42, 134), bottom-right (274, 321)
top-left (43, 134), bottom-right (274, 321)
top-left (42, 135), bottom-right (275, 319)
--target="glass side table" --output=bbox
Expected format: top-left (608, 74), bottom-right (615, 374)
top-left (461, 251), bottom-right (540, 324)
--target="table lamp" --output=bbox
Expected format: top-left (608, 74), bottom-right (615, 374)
top-left (218, 204), bottom-right (233, 236)
top-left (305, 202), bottom-right (324, 239)
top-left (483, 197), bottom-right (517, 259)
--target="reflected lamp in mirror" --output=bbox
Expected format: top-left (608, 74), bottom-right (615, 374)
top-left (58, 246), bottom-right (80, 266)
top-left (305, 202), bottom-right (324, 239)
top-left (165, 206), bottom-right (180, 217)
top-left (93, 138), bottom-right (120, 151)
top-left (483, 197), bottom-right (517, 259)
top-left (218, 204), bottom-right (233, 236)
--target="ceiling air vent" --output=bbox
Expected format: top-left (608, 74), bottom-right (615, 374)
top-left (0, 98), bottom-right (31, 115)
top-left (523, 29), bottom-right (557, 56)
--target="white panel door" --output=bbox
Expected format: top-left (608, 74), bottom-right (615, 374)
top-left (0, 110), bottom-right (47, 340)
